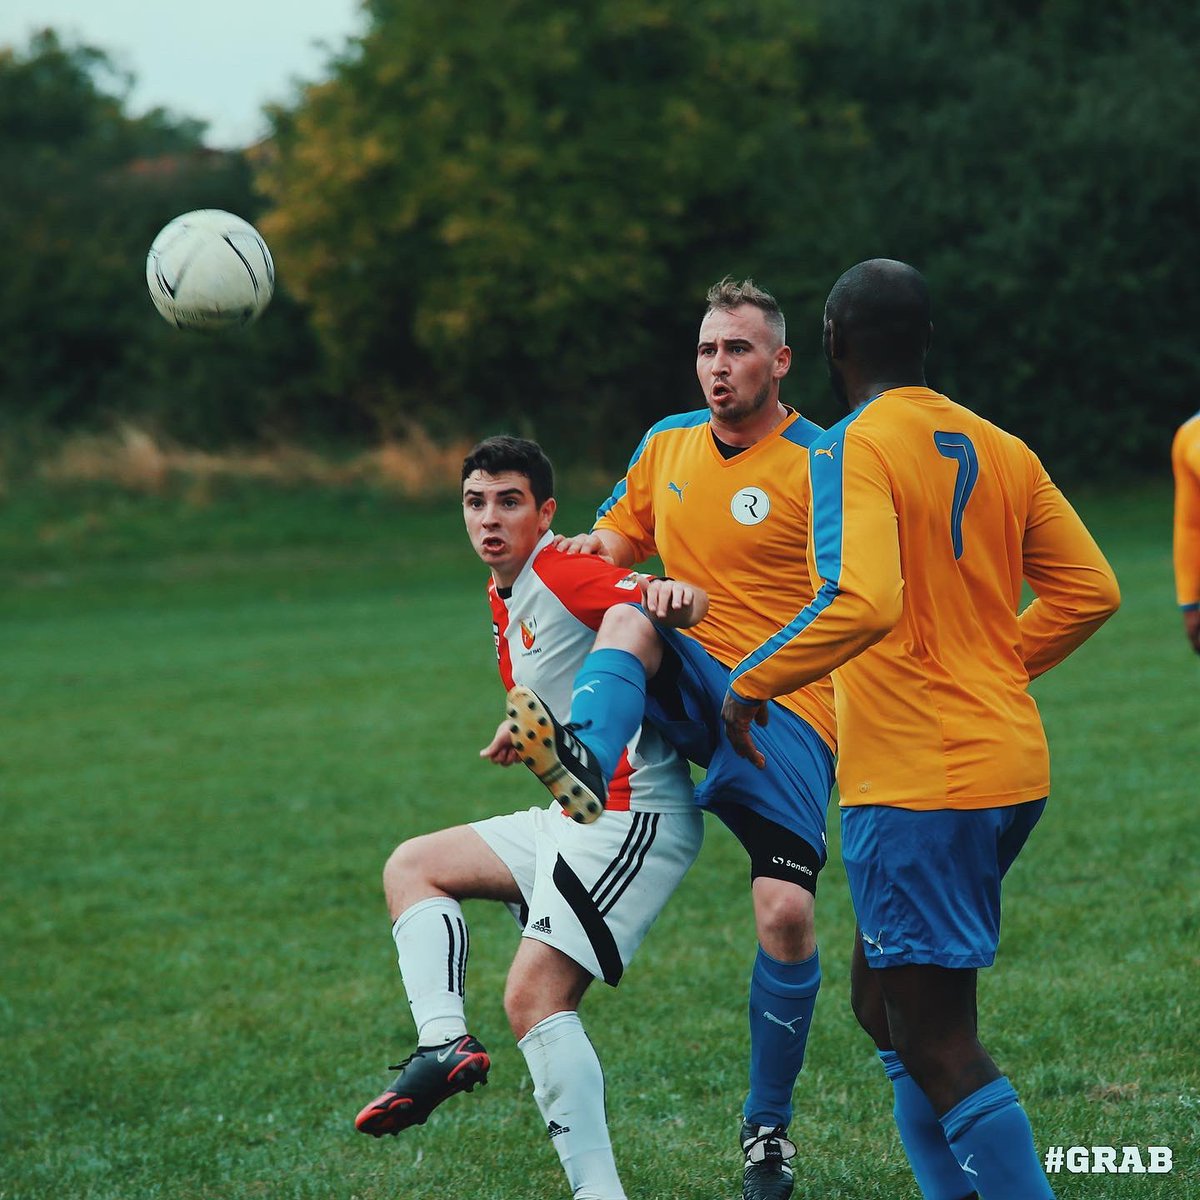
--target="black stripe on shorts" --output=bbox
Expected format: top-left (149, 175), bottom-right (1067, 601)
top-left (592, 812), bottom-right (659, 916)
top-left (552, 854), bottom-right (624, 987)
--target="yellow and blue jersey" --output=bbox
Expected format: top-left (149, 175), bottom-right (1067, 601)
top-left (595, 408), bottom-right (837, 753)
top-left (730, 387), bottom-right (1120, 811)
top-left (1172, 412), bottom-right (1200, 610)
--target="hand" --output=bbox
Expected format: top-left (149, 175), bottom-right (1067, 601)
top-left (552, 532), bottom-right (615, 563)
top-left (644, 577), bottom-right (699, 625)
top-left (721, 690), bottom-right (769, 769)
top-left (1185, 609), bottom-right (1200, 655)
top-left (479, 719), bottom-right (521, 766)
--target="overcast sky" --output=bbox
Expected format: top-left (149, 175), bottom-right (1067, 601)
top-left (0, 0), bottom-right (367, 148)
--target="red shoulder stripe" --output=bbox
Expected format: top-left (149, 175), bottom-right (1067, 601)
top-left (530, 546), bottom-right (642, 631)
top-left (488, 581), bottom-right (515, 690)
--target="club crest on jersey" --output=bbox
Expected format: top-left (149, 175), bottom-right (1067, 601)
top-left (520, 618), bottom-right (538, 650)
top-left (731, 486), bottom-right (771, 526)
top-left (615, 572), bottom-right (640, 591)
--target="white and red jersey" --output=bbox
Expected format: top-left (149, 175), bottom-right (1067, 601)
top-left (487, 531), bottom-right (695, 814)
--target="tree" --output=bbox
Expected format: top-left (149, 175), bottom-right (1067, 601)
top-left (796, 0), bottom-right (1200, 477)
top-left (0, 32), bottom-right (196, 430)
top-left (256, 0), bottom-right (859, 451)
top-left (0, 31), bottom-right (334, 449)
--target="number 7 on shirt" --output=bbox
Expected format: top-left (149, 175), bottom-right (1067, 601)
top-left (933, 431), bottom-right (979, 559)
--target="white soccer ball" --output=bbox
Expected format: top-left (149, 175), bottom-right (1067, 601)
top-left (146, 209), bottom-right (275, 330)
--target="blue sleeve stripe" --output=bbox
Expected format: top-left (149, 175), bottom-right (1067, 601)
top-left (781, 414), bottom-right (826, 448)
top-left (596, 481), bottom-right (628, 521)
top-left (731, 423), bottom-right (850, 685)
top-left (595, 409), bottom-right (709, 523)
top-left (650, 408), bottom-right (711, 434)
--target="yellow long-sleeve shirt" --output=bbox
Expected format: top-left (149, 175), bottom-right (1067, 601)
top-left (1172, 413), bottom-right (1200, 610)
top-left (730, 387), bottom-right (1120, 811)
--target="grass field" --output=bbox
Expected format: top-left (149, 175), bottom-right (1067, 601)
top-left (2, 478), bottom-right (1196, 1199)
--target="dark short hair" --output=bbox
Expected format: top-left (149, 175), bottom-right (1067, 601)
top-left (705, 276), bottom-right (786, 347)
top-left (461, 436), bottom-right (555, 507)
top-left (825, 259), bottom-right (930, 369)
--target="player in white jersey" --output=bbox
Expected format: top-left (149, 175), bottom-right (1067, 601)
top-left (354, 436), bottom-right (707, 1200)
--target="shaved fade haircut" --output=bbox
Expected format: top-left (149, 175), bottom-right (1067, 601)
top-left (825, 259), bottom-right (931, 374)
top-left (705, 276), bottom-right (787, 348)
top-left (462, 435), bottom-right (555, 507)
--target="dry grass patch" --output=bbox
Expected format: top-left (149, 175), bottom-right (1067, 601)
top-left (37, 424), bottom-right (472, 497)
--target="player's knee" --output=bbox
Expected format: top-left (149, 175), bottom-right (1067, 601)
top-left (502, 976), bottom-right (532, 1039)
top-left (755, 875), bottom-right (815, 926)
top-left (886, 1023), bottom-right (929, 1082)
top-left (850, 976), bottom-right (890, 1047)
top-left (595, 602), bottom-right (657, 660)
top-left (753, 879), bottom-right (816, 958)
top-left (888, 1023), bottom-right (977, 1085)
top-left (383, 836), bottom-right (427, 893)
top-left (503, 968), bottom-right (555, 1040)
top-left (504, 952), bottom-right (586, 1039)
top-left (598, 600), bottom-right (650, 636)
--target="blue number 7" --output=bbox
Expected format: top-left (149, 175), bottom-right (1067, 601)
top-left (933, 431), bottom-right (979, 559)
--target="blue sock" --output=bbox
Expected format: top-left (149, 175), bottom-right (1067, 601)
top-left (940, 1077), bottom-right (1055, 1199)
top-left (567, 648), bottom-right (647, 782)
top-left (744, 946), bottom-right (821, 1128)
top-left (879, 1050), bottom-right (975, 1200)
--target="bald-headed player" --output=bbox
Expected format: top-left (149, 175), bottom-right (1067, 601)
top-left (1171, 411), bottom-right (1200, 653)
top-left (723, 260), bottom-right (1119, 1200)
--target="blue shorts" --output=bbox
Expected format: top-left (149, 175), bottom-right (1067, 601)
top-left (644, 625), bottom-right (833, 863)
top-left (841, 798), bottom-right (1047, 969)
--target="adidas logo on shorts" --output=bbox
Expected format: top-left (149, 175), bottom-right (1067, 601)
top-left (530, 915), bottom-right (553, 935)
top-left (547, 1120), bottom-right (571, 1138)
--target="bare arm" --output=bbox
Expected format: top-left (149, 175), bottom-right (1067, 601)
top-left (642, 576), bottom-right (709, 628)
top-left (552, 528), bottom-right (637, 567)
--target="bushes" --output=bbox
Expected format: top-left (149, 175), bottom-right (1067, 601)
top-left (3, 9), bottom-right (1198, 480)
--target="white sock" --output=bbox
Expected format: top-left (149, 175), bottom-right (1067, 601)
top-left (517, 1011), bottom-right (627, 1200)
top-left (392, 897), bottom-right (470, 1046)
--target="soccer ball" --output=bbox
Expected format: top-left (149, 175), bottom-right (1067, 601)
top-left (146, 209), bottom-right (275, 330)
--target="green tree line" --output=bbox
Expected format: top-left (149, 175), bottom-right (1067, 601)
top-left (1, 3), bottom-right (1197, 479)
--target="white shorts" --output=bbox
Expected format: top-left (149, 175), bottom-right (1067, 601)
top-left (471, 803), bottom-right (703, 986)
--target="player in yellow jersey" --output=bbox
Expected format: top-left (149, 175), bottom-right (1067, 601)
top-left (1171, 412), bottom-right (1200, 653)
top-left (723, 260), bottom-right (1120, 1200)
top-left (539, 279), bottom-right (835, 1200)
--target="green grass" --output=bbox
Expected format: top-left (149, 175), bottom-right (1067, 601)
top-left (2, 480), bottom-right (1196, 1198)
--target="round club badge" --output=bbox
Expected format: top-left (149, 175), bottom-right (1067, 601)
top-left (731, 486), bottom-right (771, 525)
